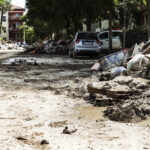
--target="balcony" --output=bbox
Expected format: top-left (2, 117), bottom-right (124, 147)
top-left (9, 16), bottom-right (21, 21)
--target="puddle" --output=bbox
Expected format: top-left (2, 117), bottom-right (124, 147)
top-left (138, 117), bottom-right (150, 127)
top-left (74, 106), bottom-right (106, 121)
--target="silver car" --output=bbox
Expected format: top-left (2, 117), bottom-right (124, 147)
top-left (69, 32), bottom-right (101, 57)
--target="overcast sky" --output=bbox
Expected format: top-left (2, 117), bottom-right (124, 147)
top-left (11, 0), bottom-right (25, 8)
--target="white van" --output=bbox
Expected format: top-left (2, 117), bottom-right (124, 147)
top-left (98, 30), bottom-right (122, 50)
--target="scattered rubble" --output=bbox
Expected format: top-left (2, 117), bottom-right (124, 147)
top-left (25, 39), bottom-right (72, 55)
top-left (40, 140), bottom-right (49, 145)
top-left (127, 54), bottom-right (150, 76)
top-left (92, 49), bottom-right (129, 71)
top-left (16, 137), bottom-right (27, 141)
top-left (2, 57), bottom-right (37, 65)
top-left (104, 100), bottom-right (150, 123)
top-left (89, 40), bottom-right (150, 122)
top-left (2, 39), bottom-right (150, 125)
top-left (62, 126), bottom-right (77, 134)
top-left (87, 75), bottom-right (150, 122)
top-left (0, 42), bottom-right (25, 50)
top-left (49, 121), bottom-right (68, 128)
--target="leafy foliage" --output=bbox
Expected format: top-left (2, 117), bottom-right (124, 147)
top-left (26, 0), bottom-right (110, 38)
top-left (26, 0), bottom-right (148, 40)
top-left (19, 15), bottom-right (37, 44)
top-left (126, 25), bottom-right (148, 48)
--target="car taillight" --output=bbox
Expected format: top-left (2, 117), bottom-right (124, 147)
top-left (96, 39), bottom-right (100, 44)
top-left (76, 39), bottom-right (80, 43)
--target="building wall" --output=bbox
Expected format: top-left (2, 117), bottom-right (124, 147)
top-left (9, 10), bottom-right (24, 41)
top-left (0, 11), bottom-right (9, 41)
top-left (0, 7), bottom-right (24, 42)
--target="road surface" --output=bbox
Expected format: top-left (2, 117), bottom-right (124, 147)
top-left (0, 53), bottom-right (149, 150)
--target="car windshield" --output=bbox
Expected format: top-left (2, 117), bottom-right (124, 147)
top-left (112, 32), bottom-right (122, 38)
top-left (77, 33), bottom-right (98, 40)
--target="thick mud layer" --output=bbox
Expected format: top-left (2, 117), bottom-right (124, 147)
top-left (104, 101), bottom-right (150, 123)
top-left (1, 53), bottom-right (150, 149)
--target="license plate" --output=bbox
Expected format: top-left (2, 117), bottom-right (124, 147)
top-left (83, 41), bottom-right (93, 45)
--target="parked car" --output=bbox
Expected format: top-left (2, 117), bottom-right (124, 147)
top-left (98, 30), bottom-right (122, 50)
top-left (69, 32), bottom-right (101, 58)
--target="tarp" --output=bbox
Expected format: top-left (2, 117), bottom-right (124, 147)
top-left (99, 49), bottom-right (128, 70)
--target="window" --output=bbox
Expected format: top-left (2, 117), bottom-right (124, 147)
top-left (12, 22), bottom-right (19, 29)
top-left (77, 33), bottom-right (98, 40)
top-left (16, 13), bottom-right (19, 17)
top-left (99, 32), bottom-right (108, 39)
top-left (112, 32), bottom-right (122, 39)
top-left (2, 16), bottom-right (6, 21)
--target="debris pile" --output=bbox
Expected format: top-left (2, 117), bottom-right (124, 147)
top-left (92, 40), bottom-right (150, 78)
top-left (0, 42), bottom-right (25, 50)
top-left (104, 102), bottom-right (150, 122)
top-left (25, 39), bottom-right (72, 55)
top-left (89, 40), bottom-right (150, 122)
top-left (2, 57), bottom-right (37, 66)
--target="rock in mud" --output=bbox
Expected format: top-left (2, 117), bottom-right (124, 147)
top-left (63, 126), bottom-right (77, 134)
top-left (40, 139), bottom-right (49, 145)
top-left (16, 137), bottom-right (27, 141)
top-left (99, 71), bottom-right (111, 81)
top-left (49, 120), bottom-right (67, 128)
top-left (104, 102), bottom-right (150, 122)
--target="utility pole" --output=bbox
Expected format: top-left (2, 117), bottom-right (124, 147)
top-left (123, 0), bottom-right (126, 48)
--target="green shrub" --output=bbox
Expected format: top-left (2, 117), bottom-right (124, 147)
top-left (125, 25), bottom-right (148, 48)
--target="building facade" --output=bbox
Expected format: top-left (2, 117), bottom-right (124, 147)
top-left (0, 5), bottom-right (25, 41)
top-left (9, 5), bottom-right (25, 41)
top-left (0, 11), bottom-right (9, 41)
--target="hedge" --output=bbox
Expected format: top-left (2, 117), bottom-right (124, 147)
top-left (125, 25), bottom-right (148, 48)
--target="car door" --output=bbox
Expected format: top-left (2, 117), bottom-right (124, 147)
top-left (112, 31), bottom-right (122, 49)
top-left (99, 32), bottom-right (109, 49)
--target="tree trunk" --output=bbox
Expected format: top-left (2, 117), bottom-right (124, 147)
top-left (147, 0), bottom-right (150, 40)
top-left (86, 18), bottom-right (91, 32)
top-left (66, 17), bottom-right (70, 38)
top-left (0, 7), bottom-right (4, 36)
top-left (109, 11), bottom-right (112, 51)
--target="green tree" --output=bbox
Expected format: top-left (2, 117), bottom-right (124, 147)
top-left (26, 0), bottom-right (148, 45)
top-left (26, 0), bottom-right (107, 38)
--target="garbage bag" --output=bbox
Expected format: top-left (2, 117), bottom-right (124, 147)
top-left (132, 44), bottom-right (142, 57)
top-left (127, 54), bottom-right (150, 74)
top-left (110, 67), bottom-right (127, 78)
top-left (91, 62), bottom-right (101, 71)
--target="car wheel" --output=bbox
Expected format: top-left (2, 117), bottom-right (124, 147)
top-left (69, 50), bottom-right (73, 57)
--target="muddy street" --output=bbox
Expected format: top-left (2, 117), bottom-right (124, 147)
top-left (0, 54), bottom-right (150, 150)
